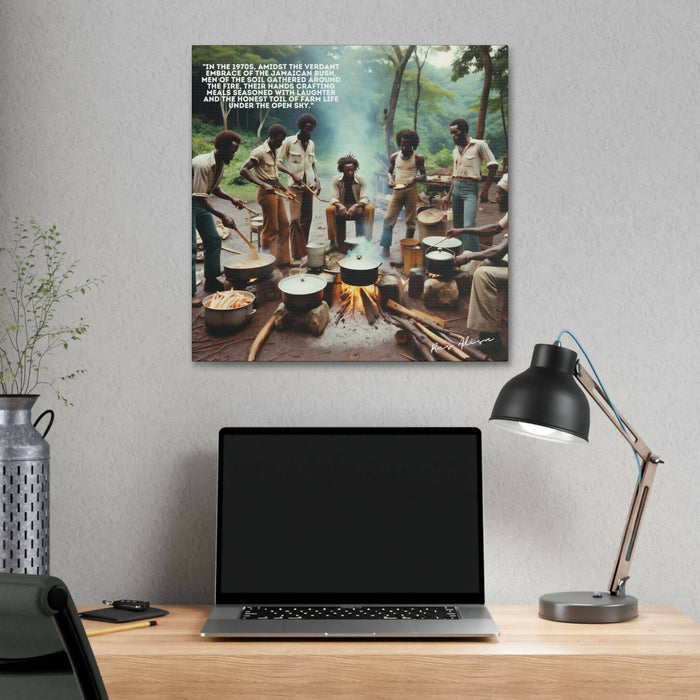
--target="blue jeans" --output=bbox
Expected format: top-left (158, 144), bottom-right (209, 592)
top-left (452, 181), bottom-right (479, 252)
top-left (192, 199), bottom-right (221, 294)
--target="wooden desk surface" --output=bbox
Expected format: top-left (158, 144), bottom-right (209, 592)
top-left (81, 605), bottom-right (700, 699)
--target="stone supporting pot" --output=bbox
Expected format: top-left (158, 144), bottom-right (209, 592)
top-left (0, 395), bottom-right (54, 574)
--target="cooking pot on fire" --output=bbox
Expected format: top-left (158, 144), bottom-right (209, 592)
top-left (278, 273), bottom-right (327, 312)
top-left (337, 254), bottom-right (381, 287)
top-left (425, 248), bottom-right (457, 277)
top-left (421, 236), bottom-right (462, 265)
top-left (223, 252), bottom-right (276, 285)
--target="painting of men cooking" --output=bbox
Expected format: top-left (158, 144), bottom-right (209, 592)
top-left (192, 45), bottom-right (508, 363)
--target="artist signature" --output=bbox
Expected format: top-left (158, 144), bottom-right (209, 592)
top-left (430, 336), bottom-right (494, 354)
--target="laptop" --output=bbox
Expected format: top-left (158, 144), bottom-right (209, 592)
top-left (200, 427), bottom-right (499, 638)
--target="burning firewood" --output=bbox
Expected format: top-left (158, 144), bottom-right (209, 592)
top-left (359, 287), bottom-right (380, 325)
top-left (386, 299), bottom-right (445, 327)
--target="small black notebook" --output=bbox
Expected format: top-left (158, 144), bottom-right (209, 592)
top-left (79, 606), bottom-right (169, 623)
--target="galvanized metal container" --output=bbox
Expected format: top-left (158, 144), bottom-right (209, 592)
top-left (1, 395), bottom-right (54, 574)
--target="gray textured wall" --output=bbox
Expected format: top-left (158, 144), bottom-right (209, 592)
top-left (2, 1), bottom-right (699, 622)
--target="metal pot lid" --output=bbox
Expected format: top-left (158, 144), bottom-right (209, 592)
top-left (338, 254), bottom-right (381, 271)
top-left (278, 274), bottom-right (327, 295)
top-left (422, 236), bottom-right (461, 250)
top-left (426, 249), bottom-right (455, 261)
top-left (417, 208), bottom-right (444, 224)
top-left (223, 253), bottom-right (275, 271)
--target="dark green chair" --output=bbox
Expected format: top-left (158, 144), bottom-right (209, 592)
top-left (0, 572), bottom-right (109, 699)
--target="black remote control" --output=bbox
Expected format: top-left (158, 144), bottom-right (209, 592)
top-left (103, 599), bottom-right (150, 612)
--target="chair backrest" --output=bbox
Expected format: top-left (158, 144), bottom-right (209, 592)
top-left (0, 572), bottom-right (108, 700)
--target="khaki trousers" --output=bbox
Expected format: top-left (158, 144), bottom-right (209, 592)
top-left (257, 187), bottom-right (290, 265)
top-left (325, 204), bottom-right (375, 244)
top-left (466, 264), bottom-right (508, 332)
top-left (384, 184), bottom-right (418, 231)
top-left (287, 185), bottom-right (313, 259)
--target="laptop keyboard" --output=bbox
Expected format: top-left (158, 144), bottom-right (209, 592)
top-left (241, 606), bottom-right (459, 620)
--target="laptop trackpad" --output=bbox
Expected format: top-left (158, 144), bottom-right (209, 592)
top-left (284, 620), bottom-right (416, 636)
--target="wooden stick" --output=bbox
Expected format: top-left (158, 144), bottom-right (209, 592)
top-left (300, 181), bottom-right (328, 203)
top-left (234, 227), bottom-right (258, 256)
top-left (386, 299), bottom-right (445, 327)
top-left (247, 312), bottom-right (281, 362)
top-left (415, 322), bottom-right (470, 361)
top-left (359, 288), bottom-right (379, 325)
top-left (399, 352), bottom-right (416, 362)
top-left (411, 317), bottom-right (491, 362)
top-left (221, 246), bottom-right (243, 255)
top-left (392, 317), bottom-right (448, 361)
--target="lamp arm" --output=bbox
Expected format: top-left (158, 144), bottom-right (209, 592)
top-left (575, 365), bottom-right (664, 595)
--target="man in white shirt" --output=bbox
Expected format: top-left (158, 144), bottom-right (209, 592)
top-left (379, 129), bottom-right (427, 257)
top-left (445, 118), bottom-right (499, 252)
top-left (192, 130), bottom-right (245, 306)
top-left (279, 114), bottom-right (321, 261)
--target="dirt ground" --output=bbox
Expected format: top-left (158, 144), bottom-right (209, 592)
top-left (192, 188), bottom-right (506, 363)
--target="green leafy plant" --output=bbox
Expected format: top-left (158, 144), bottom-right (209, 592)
top-left (0, 218), bottom-right (102, 404)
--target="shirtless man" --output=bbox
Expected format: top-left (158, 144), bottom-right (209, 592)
top-left (379, 129), bottom-right (426, 257)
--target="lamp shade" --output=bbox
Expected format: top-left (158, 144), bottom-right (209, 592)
top-left (490, 343), bottom-right (590, 443)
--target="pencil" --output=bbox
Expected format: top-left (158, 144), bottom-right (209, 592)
top-left (86, 620), bottom-right (158, 637)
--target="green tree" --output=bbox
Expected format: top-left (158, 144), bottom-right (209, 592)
top-left (452, 46), bottom-right (508, 144)
top-left (381, 46), bottom-right (416, 158)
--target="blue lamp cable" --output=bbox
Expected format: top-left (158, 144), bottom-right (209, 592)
top-left (556, 330), bottom-right (643, 486)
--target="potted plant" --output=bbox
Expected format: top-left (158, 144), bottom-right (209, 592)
top-left (1, 218), bottom-right (101, 574)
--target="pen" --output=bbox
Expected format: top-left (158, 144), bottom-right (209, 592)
top-left (86, 620), bottom-right (158, 637)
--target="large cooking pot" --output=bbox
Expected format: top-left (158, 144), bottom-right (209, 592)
top-left (425, 249), bottom-right (457, 277)
top-left (278, 274), bottom-right (327, 311)
top-left (337, 254), bottom-right (381, 287)
top-left (421, 235), bottom-right (462, 265)
top-left (203, 290), bottom-right (256, 334)
top-left (223, 252), bottom-right (276, 285)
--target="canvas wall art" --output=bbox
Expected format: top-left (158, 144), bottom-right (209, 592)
top-left (192, 45), bottom-right (508, 362)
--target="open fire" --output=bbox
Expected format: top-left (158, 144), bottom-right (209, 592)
top-left (334, 282), bottom-right (384, 325)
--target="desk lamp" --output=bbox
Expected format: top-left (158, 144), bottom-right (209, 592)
top-left (490, 334), bottom-right (663, 623)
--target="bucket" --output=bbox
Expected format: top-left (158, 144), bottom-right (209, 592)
top-left (400, 238), bottom-right (422, 275)
top-left (306, 242), bottom-right (326, 269)
top-left (417, 207), bottom-right (446, 240)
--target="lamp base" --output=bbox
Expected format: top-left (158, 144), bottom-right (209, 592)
top-left (539, 591), bottom-right (638, 623)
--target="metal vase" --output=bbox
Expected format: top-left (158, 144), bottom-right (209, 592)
top-left (0, 395), bottom-right (54, 574)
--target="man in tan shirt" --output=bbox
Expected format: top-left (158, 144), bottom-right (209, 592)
top-left (240, 125), bottom-right (298, 266)
top-left (445, 118), bottom-right (499, 252)
top-left (279, 114), bottom-right (321, 261)
top-left (325, 155), bottom-right (375, 250)
top-left (191, 130), bottom-right (245, 306)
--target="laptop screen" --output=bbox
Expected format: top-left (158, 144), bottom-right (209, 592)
top-left (216, 427), bottom-right (485, 605)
